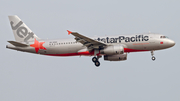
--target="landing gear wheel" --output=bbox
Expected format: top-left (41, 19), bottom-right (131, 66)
top-left (95, 61), bottom-right (100, 67)
top-left (151, 51), bottom-right (156, 61)
top-left (152, 56), bottom-right (156, 61)
top-left (92, 57), bottom-right (98, 62)
top-left (92, 56), bottom-right (101, 67)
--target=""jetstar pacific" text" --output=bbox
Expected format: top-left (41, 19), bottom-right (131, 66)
top-left (96, 35), bottom-right (149, 43)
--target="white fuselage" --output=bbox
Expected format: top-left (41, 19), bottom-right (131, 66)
top-left (7, 33), bottom-right (175, 56)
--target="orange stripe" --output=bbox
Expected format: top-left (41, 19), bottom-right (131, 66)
top-left (46, 50), bottom-right (100, 56)
top-left (124, 48), bottom-right (148, 52)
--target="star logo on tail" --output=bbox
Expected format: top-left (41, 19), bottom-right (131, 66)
top-left (30, 39), bottom-right (46, 53)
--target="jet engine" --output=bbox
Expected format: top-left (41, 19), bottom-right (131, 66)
top-left (104, 53), bottom-right (127, 61)
top-left (100, 45), bottom-right (124, 55)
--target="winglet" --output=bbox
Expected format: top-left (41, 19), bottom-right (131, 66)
top-left (67, 30), bottom-right (72, 35)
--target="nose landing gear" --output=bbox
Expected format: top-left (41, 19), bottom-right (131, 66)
top-left (151, 51), bottom-right (156, 61)
top-left (92, 56), bottom-right (101, 67)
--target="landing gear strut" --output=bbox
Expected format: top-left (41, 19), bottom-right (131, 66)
top-left (151, 51), bottom-right (156, 61)
top-left (92, 56), bottom-right (101, 67)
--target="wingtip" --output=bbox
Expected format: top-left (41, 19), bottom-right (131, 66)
top-left (67, 30), bottom-right (72, 35)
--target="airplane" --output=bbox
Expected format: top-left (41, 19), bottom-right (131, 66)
top-left (6, 15), bottom-right (175, 67)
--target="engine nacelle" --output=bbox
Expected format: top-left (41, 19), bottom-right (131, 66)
top-left (104, 53), bottom-right (127, 61)
top-left (100, 45), bottom-right (124, 55)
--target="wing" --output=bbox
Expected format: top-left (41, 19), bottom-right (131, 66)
top-left (67, 30), bottom-right (107, 49)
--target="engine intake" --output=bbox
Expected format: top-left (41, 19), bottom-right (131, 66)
top-left (100, 45), bottom-right (124, 55)
top-left (104, 53), bottom-right (127, 61)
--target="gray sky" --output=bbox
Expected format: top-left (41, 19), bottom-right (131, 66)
top-left (0, 0), bottom-right (179, 101)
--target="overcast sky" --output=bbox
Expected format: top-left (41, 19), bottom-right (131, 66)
top-left (0, 0), bottom-right (179, 101)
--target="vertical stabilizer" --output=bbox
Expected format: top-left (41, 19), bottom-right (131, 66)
top-left (8, 15), bottom-right (39, 43)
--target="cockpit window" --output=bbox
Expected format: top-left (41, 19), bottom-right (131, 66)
top-left (160, 36), bottom-right (168, 38)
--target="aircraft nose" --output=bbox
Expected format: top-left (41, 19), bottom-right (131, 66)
top-left (168, 40), bottom-right (175, 47)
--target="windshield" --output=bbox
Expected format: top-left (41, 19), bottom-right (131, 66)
top-left (160, 36), bottom-right (168, 39)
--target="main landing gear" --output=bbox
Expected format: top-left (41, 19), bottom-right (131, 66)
top-left (151, 50), bottom-right (156, 61)
top-left (92, 49), bottom-right (101, 67)
top-left (92, 56), bottom-right (101, 67)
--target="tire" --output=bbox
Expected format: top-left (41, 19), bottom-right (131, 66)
top-left (152, 56), bottom-right (156, 61)
top-left (92, 57), bottom-right (98, 62)
top-left (95, 61), bottom-right (100, 67)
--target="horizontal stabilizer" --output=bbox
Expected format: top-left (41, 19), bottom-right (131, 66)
top-left (8, 41), bottom-right (28, 47)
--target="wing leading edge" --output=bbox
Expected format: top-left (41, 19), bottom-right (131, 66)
top-left (67, 30), bottom-right (107, 49)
